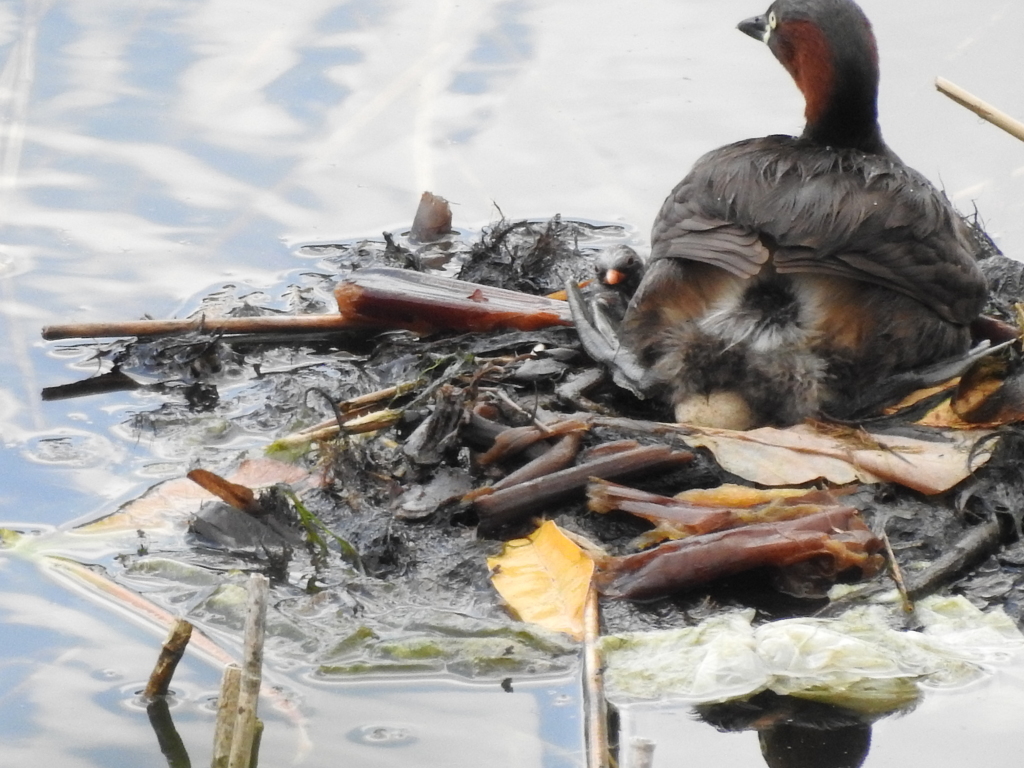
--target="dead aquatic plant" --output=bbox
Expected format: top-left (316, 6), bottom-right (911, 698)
top-left (185, 467), bottom-right (361, 583)
top-left (281, 488), bottom-right (362, 575)
top-left (595, 508), bottom-right (884, 601)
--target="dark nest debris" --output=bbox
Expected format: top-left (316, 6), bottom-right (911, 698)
top-left (52, 212), bottom-right (1024, 678)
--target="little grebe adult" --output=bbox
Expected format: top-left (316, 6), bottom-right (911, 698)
top-left (615, 0), bottom-right (987, 428)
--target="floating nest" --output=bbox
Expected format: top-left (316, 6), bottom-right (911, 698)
top-left (37, 208), bottom-right (1024, 683)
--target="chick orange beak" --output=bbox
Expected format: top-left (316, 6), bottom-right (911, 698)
top-left (603, 269), bottom-right (627, 286)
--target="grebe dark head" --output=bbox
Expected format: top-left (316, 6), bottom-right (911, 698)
top-left (739, 0), bottom-right (886, 155)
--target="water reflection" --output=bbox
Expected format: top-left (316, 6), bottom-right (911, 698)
top-left (697, 692), bottom-right (884, 768)
top-left (2, 0), bottom-right (1024, 766)
top-left (3, 0), bottom-right (1023, 340)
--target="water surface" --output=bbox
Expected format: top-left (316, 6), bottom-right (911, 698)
top-left (2, 1), bottom-right (1023, 765)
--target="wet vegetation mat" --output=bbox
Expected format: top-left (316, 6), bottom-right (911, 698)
top-left (16, 203), bottom-right (1024, 762)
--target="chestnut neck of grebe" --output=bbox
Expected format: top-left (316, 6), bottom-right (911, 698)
top-left (752, 1), bottom-right (891, 156)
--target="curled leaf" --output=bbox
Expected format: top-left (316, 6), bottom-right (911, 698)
top-left (674, 484), bottom-right (829, 508)
top-left (684, 423), bottom-right (989, 494)
top-left (597, 508), bottom-right (883, 601)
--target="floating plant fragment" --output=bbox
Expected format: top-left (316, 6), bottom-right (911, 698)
top-left (599, 596), bottom-right (1024, 712)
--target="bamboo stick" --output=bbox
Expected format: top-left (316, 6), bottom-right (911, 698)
top-left (936, 77), bottom-right (1024, 143)
top-left (227, 574), bottom-right (269, 768)
top-left (144, 618), bottom-right (194, 698)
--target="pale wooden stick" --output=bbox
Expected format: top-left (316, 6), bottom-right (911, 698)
top-left (211, 665), bottom-right (242, 768)
top-left (227, 574), bottom-right (269, 768)
top-left (270, 408), bottom-right (404, 448)
top-left (42, 313), bottom-right (357, 341)
top-left (583, 585), bottom-right (609, 768)
top-left (336, 379), bottom-right (422, 414)
top-left (271, 381), bottom-right (421, 447)
top-left (936, 77), bottom-right (1024, 143)
top-left (144, 618), bottom-right (193, 698)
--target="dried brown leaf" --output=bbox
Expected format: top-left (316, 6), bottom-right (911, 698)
top-left (684, 423), bottom-right (990, 495)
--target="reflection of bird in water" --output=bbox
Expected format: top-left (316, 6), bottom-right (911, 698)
top-left (758, 723), bottom-right (870, 768)
top-left (572, 0), bottom-right (988, 429)
top-left (697, 690), bottom-right (886, 768)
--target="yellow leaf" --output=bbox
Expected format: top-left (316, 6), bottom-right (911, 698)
top-left (915, 399), bottom-right (984, 429)
top-left (911, 356), bottom-right (1024, 429)
top-left (883, 380), bottom-right (959, 414)
top-left (488, 520), bottom-right (594, 640)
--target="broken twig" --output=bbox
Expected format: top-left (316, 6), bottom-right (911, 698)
top-left (881, 530), bottom-right (913, 612)
top-left (42, 314), bottom-right (356, 341)
top-left (474, 445), bottom-right (695, 536)
top-left (271, 408), bottom-right (404, 449)
top-left (906, 517), bottom-right (1003, 600)
top-left (144, 618), bottom-right (194, 698)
